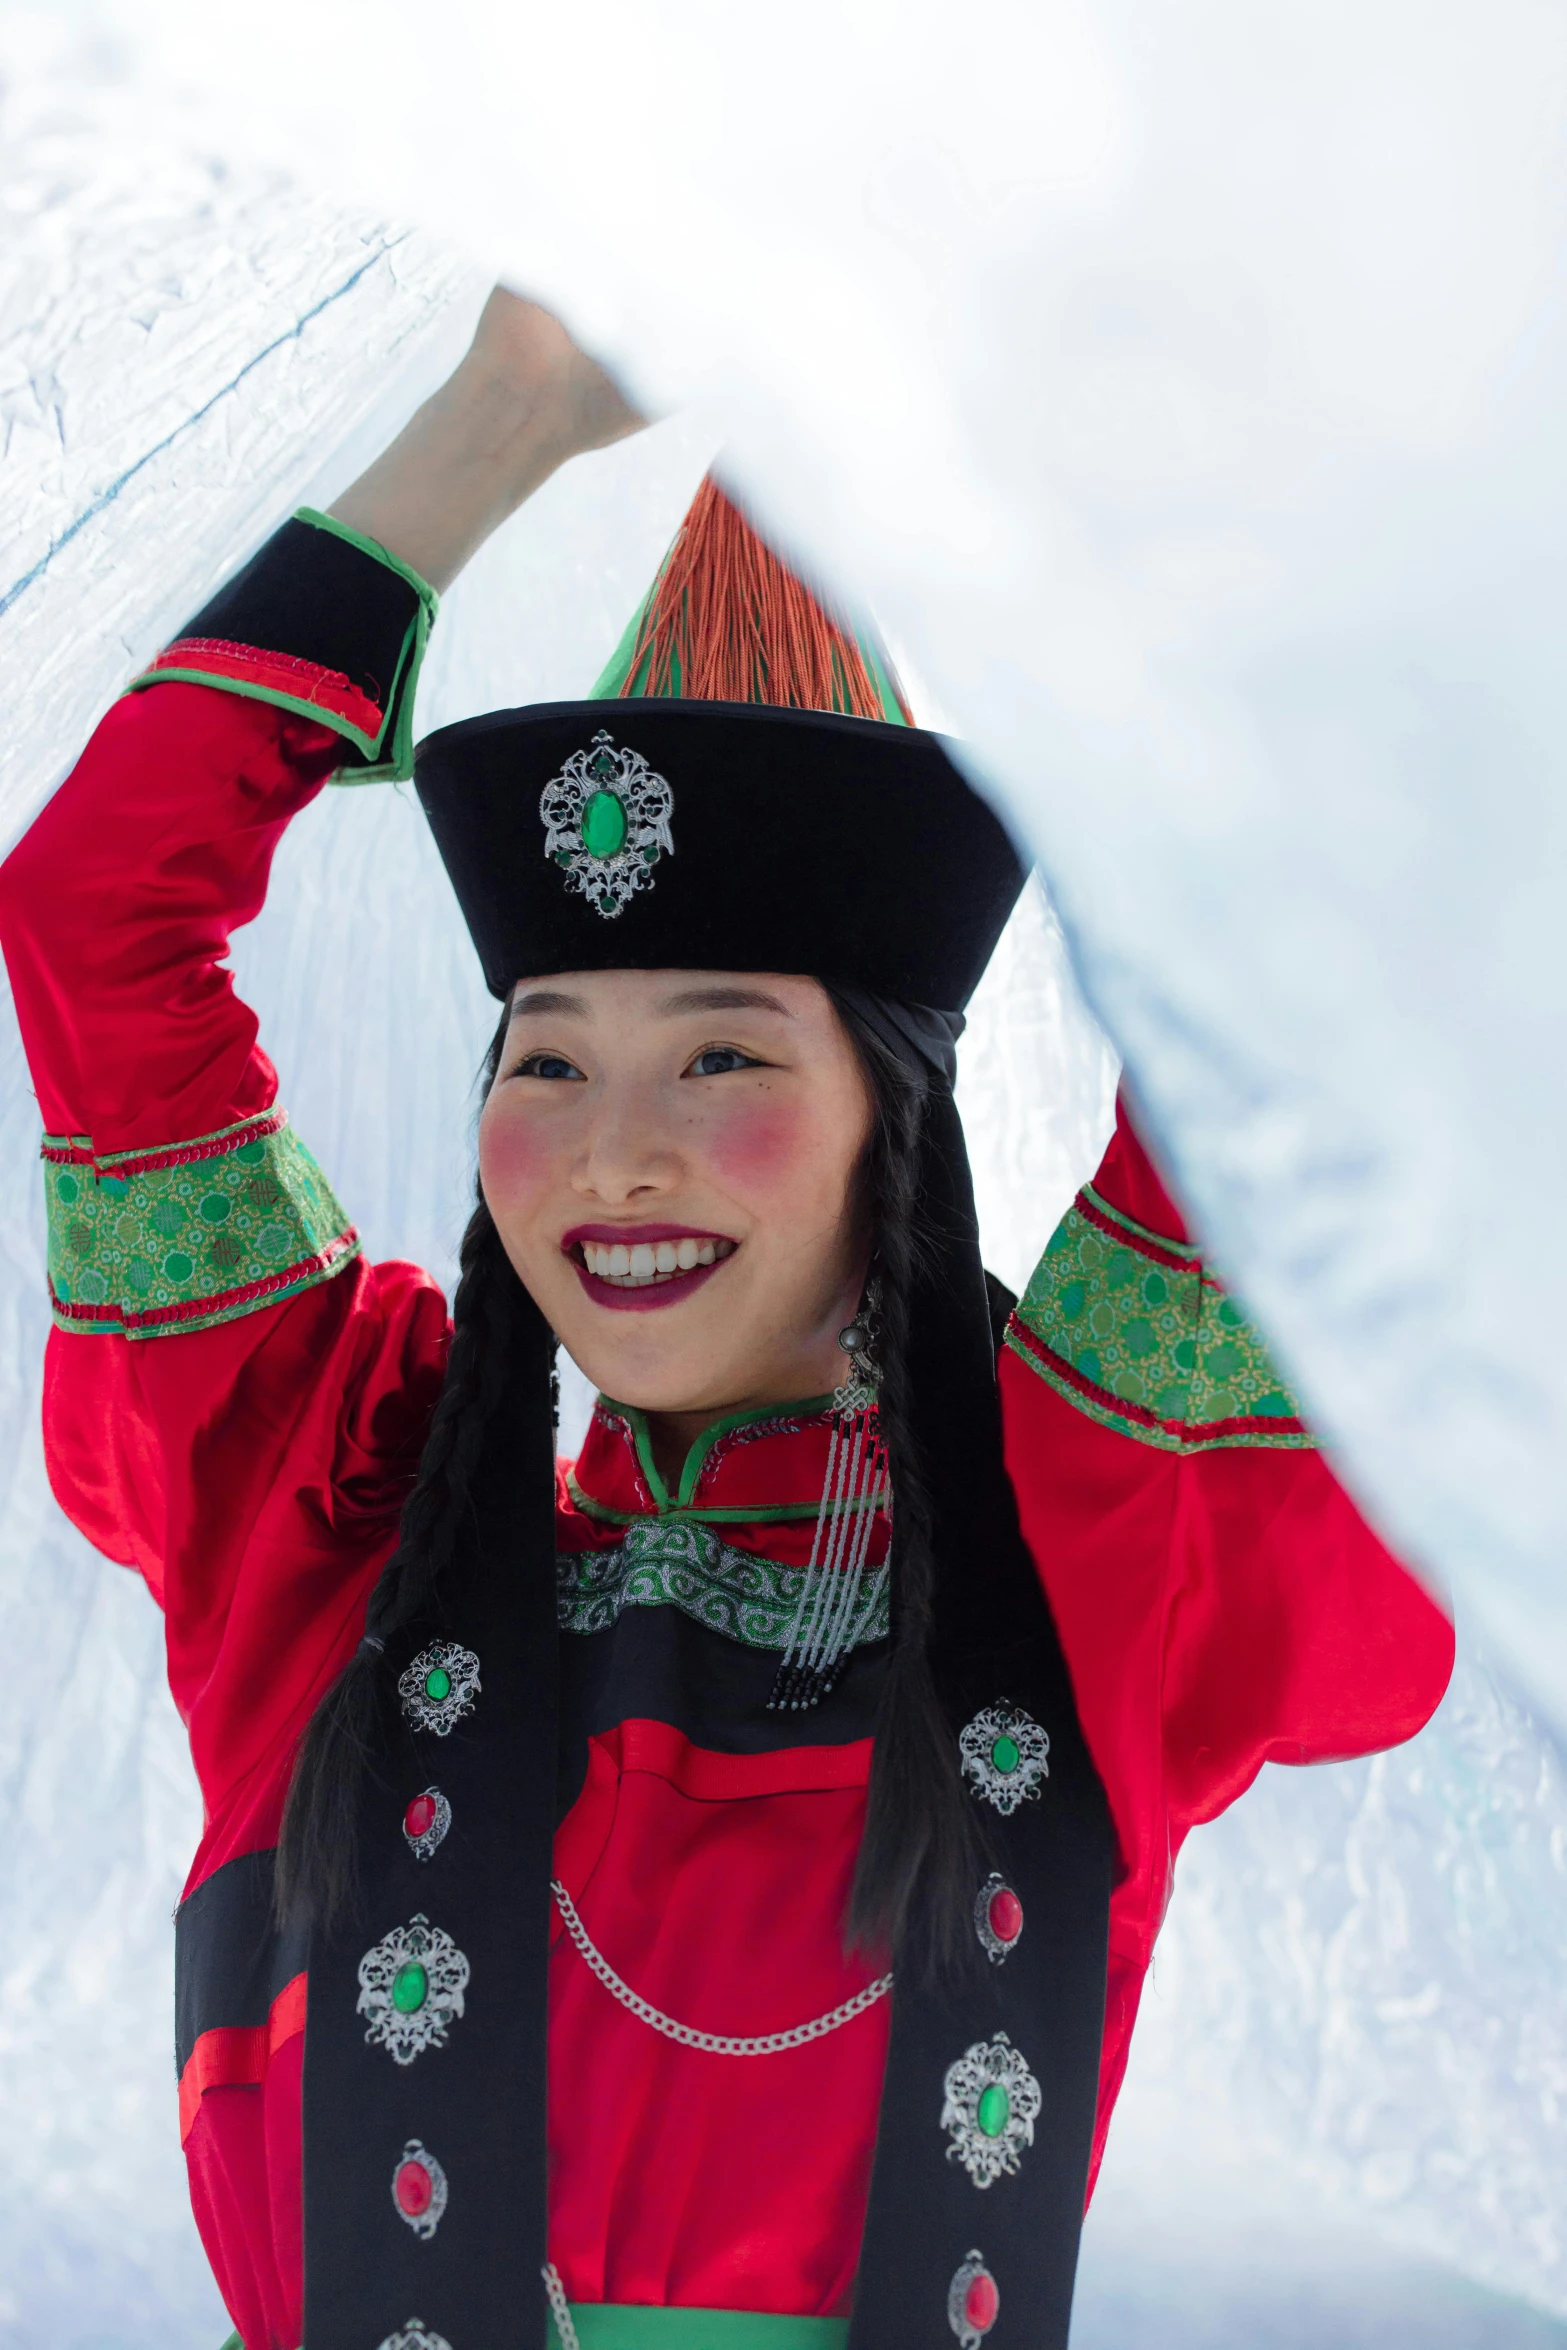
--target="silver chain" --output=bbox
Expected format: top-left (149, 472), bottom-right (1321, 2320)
top-left (551, 1879), bottom-right (893, 2054)
top-left (542, 2261), bottom-right (582, 2350)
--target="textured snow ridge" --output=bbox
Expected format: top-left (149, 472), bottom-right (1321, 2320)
top-left (4, 25), bottom-right (1567, 2350)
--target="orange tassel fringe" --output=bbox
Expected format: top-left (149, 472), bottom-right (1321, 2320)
top-left (618, 475), bottom-right (912, 723)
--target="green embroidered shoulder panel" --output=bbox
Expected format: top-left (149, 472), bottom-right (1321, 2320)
top-left (43, 1111), bottom-right (359, 1338)
top-left (558, 1517), bottom-right (890, 1654)
top-left (1006, 1183), bottom-right (1312, 1453)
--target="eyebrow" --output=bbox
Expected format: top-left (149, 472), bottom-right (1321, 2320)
top-left (506, 983), bottom-right (795, 1022)
top-left (656, 986), bottom-right (794, 1018)
top-left (508, 989), bottom-right (591, 1019)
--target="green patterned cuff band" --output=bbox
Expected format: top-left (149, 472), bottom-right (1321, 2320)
top-left (43, 1111), bottom-right (359, 1338)
top-left (1007, 1183), bottom-right (1312, 1453)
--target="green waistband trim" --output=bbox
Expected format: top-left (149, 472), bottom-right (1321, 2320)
top-left (220, 2304), bottom-right (846, 2350)
top-left (548, 2306), bottom-right (848, 2350)
top-left (42, 1111), bottom-right (359, 1339)
top-left (559, 1517), bottom-right (888, 1654)
top-left (1009, 1183), bottom-right (1313, 1454)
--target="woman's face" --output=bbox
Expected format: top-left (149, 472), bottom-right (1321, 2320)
top-left (478, 969), bottom-right (874, 1417)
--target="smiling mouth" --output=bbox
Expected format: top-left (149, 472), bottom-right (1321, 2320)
top-left (570, 1234), bottom-right (737, 1290)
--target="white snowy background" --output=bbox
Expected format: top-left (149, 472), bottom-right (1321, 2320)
top-left (2, 7), bottom-right (1567, 2345)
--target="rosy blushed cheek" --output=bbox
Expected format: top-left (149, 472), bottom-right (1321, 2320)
top-left (704, 1100), bottom-right (821, 1195)
top-left (477, 1104), bottom-right (555, 1208)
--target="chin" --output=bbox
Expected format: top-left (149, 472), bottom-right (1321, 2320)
top-left (550, 1308), bottom-right (728, 1409)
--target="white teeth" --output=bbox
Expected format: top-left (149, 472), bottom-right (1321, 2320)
top-left (580, 1235), bottom-right (735, 1286)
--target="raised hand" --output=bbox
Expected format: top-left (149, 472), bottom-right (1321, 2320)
top-left (329, 285), bottom-right (648, 593)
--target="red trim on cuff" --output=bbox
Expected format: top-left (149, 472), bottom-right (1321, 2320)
top-left (99, 1110), bottom-right (288, 1180)
top-left (178, 1971), bottom-right (308, 2143)
top-left (1075, 1188), bottom-right (1197, 1274)
top-left (146, 638), bottom-right (384, 742)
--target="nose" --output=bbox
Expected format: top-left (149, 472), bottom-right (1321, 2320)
top-left (571, 1079), bottom-right (684, 1205)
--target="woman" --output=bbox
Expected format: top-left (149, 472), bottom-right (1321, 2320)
top-left (0, 291), bottom-right (1454, 2350)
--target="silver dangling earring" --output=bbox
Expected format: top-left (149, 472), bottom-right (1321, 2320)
top-left (768, 1281), bottom-right (892, 1711)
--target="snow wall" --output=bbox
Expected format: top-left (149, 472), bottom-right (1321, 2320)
top-left (2, 10), bottom-right (1567, 2345)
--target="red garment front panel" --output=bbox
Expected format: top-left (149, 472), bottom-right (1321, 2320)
top-left (548, 1721), bottom-right (886, 2317)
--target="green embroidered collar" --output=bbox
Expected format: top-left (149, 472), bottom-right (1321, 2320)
top-left (568, 1392), bottom-right (863, 1528)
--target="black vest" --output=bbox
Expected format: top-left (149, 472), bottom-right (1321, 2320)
top-left (287, 1376), bottom-right (1112, 2350)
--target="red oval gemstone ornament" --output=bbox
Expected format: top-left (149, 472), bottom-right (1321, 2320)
top-left (948, 2251), bottom-right (999, 2348)
top-left (987, 1886), bottom-right (1023, 1944)
top-left (965, 2273), bottom-right (1000, 2333)
top-left (402, 1786), bottom-right (451, 1862)
top-left (390, 2137), bottom-right (448, 2239)
top-left (395, 2158), bottom-right (433, 2217)
top-left (973, 1871), bottom-right (1023, 1963)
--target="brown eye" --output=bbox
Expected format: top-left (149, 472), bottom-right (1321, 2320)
top-left (515, 1052), bottom-right (585, 1081)
top-left (687, 1046), bottom-right (761, 1077)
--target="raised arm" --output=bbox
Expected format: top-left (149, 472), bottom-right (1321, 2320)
top-left (0, 290), bottom-right (643, 1840)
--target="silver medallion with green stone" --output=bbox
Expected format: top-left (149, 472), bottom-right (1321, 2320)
top-left (957, 1700), bottom-right (1050, 1815)
top-left (539, 728), bottom-right (675, 918)
top-left (357, 1912), bottom-right (471, 2066)
top-left (397, 1639), bottom-right (481, 1737)
top-left (940, 2031), bottom-right (1043, 2188)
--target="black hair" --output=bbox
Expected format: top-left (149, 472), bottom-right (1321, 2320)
top-left (278, 993), bottom-right (984, 1976)
top-left (822, 990), bottom-right (988, 1979)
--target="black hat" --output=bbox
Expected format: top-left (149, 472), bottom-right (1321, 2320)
top-left (415, 696), bottom-right (1026, 1005)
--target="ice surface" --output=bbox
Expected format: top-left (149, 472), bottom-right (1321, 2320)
top-left (3, 23), bottom-right (1567, 2349)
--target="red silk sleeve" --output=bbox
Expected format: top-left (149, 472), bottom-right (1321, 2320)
top-left (0, 683), bottom-right (337, 1149)
top-left (0, 683), bottom-right (450, 1870)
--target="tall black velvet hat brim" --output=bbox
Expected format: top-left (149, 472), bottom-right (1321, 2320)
top-left (414, 698), bottom-right (1027, 1008)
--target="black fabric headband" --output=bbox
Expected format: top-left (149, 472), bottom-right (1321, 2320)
top-left (834, 990), bottom-right (966, 1087)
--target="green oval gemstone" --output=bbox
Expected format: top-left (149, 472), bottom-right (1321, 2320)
top-left (990, 1733), bottom-right (1021, 1775)
top-left (976, 2082), bottom-right (1011, 2138)
top-left (390, 1961), bottom-right (429, 2015)
top-left (580, 788), bottom-right (628, 859)
top-left (424, 1665), bottom-right (452, 1703)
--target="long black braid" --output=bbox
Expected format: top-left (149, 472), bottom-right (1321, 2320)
top-left (276, 1021), bottom-right (540, 1931)
top-left (827, 996), bottom-right (988, 1980)
top-left (279, 997), bottom-right (985, 1972)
